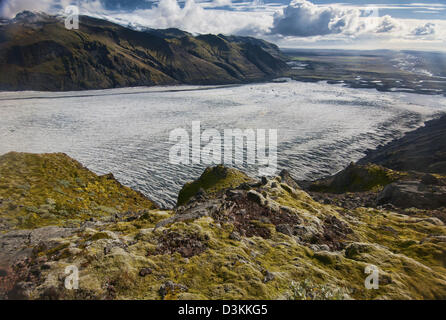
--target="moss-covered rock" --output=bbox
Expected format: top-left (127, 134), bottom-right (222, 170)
top-left (177, 165), bottom-right (254, 206)
top-left (309, 163), bottom-right (405, 193)
top-left (0, 152), bottom-right (157, 230)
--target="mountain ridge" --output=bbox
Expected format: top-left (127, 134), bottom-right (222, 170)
top-left (0, 11), bottom-right (289, 91)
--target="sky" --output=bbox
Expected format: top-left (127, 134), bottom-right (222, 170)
top-left (1, 0), bottom-right (445, 51)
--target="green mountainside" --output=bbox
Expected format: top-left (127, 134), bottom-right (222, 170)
top-left (0, 12), bottom-right (289, 91)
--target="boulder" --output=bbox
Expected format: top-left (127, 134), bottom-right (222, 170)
top-left (377, 181), bottom-right (446, 209)
top-left (279, 169), bottom-right (299, 189)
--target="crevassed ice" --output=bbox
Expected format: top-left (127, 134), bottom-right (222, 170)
top-left (0, 81), bottom-right (445, 208)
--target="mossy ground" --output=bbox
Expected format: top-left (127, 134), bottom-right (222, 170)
top-left (0, 156), bottom-right (445, 300)
top-left (0, 152), bottom-right (157, 230)
top-left (31, 191), bottom-right (446, 300)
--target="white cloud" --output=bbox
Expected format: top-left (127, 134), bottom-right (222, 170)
top-left (0, 0), bottom-right (444, 51)
top-left (271, 0), bottom-right (356, 36)
top-left (99, 0), bottom-right (272, 36)
top-left (412, 22), bottom-right (436, 36)
top-left (0, 0), bottom-right (105, 18)
top-left (0, 0), bottom-right (54, 18)
top-left (375, 15), bottom-right (401, 33)
top-left (270, 0), bottom-right (407, 37)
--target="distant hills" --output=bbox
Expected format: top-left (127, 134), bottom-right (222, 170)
top-left (0, 11), bottom-right (289, 91)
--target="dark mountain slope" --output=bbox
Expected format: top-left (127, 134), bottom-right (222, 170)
top-left (0, 12), bottom-right (289, 91)
top-left (358, 115), bottom-right (446, 174)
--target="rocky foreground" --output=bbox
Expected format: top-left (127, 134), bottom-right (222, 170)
top-left (0, 150), bottom-right (445, 300)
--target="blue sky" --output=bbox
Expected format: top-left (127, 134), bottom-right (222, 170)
top-left (90, 0), bottom-right (446, 19)
top-left (1, 0), bottom-right (445, 51)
